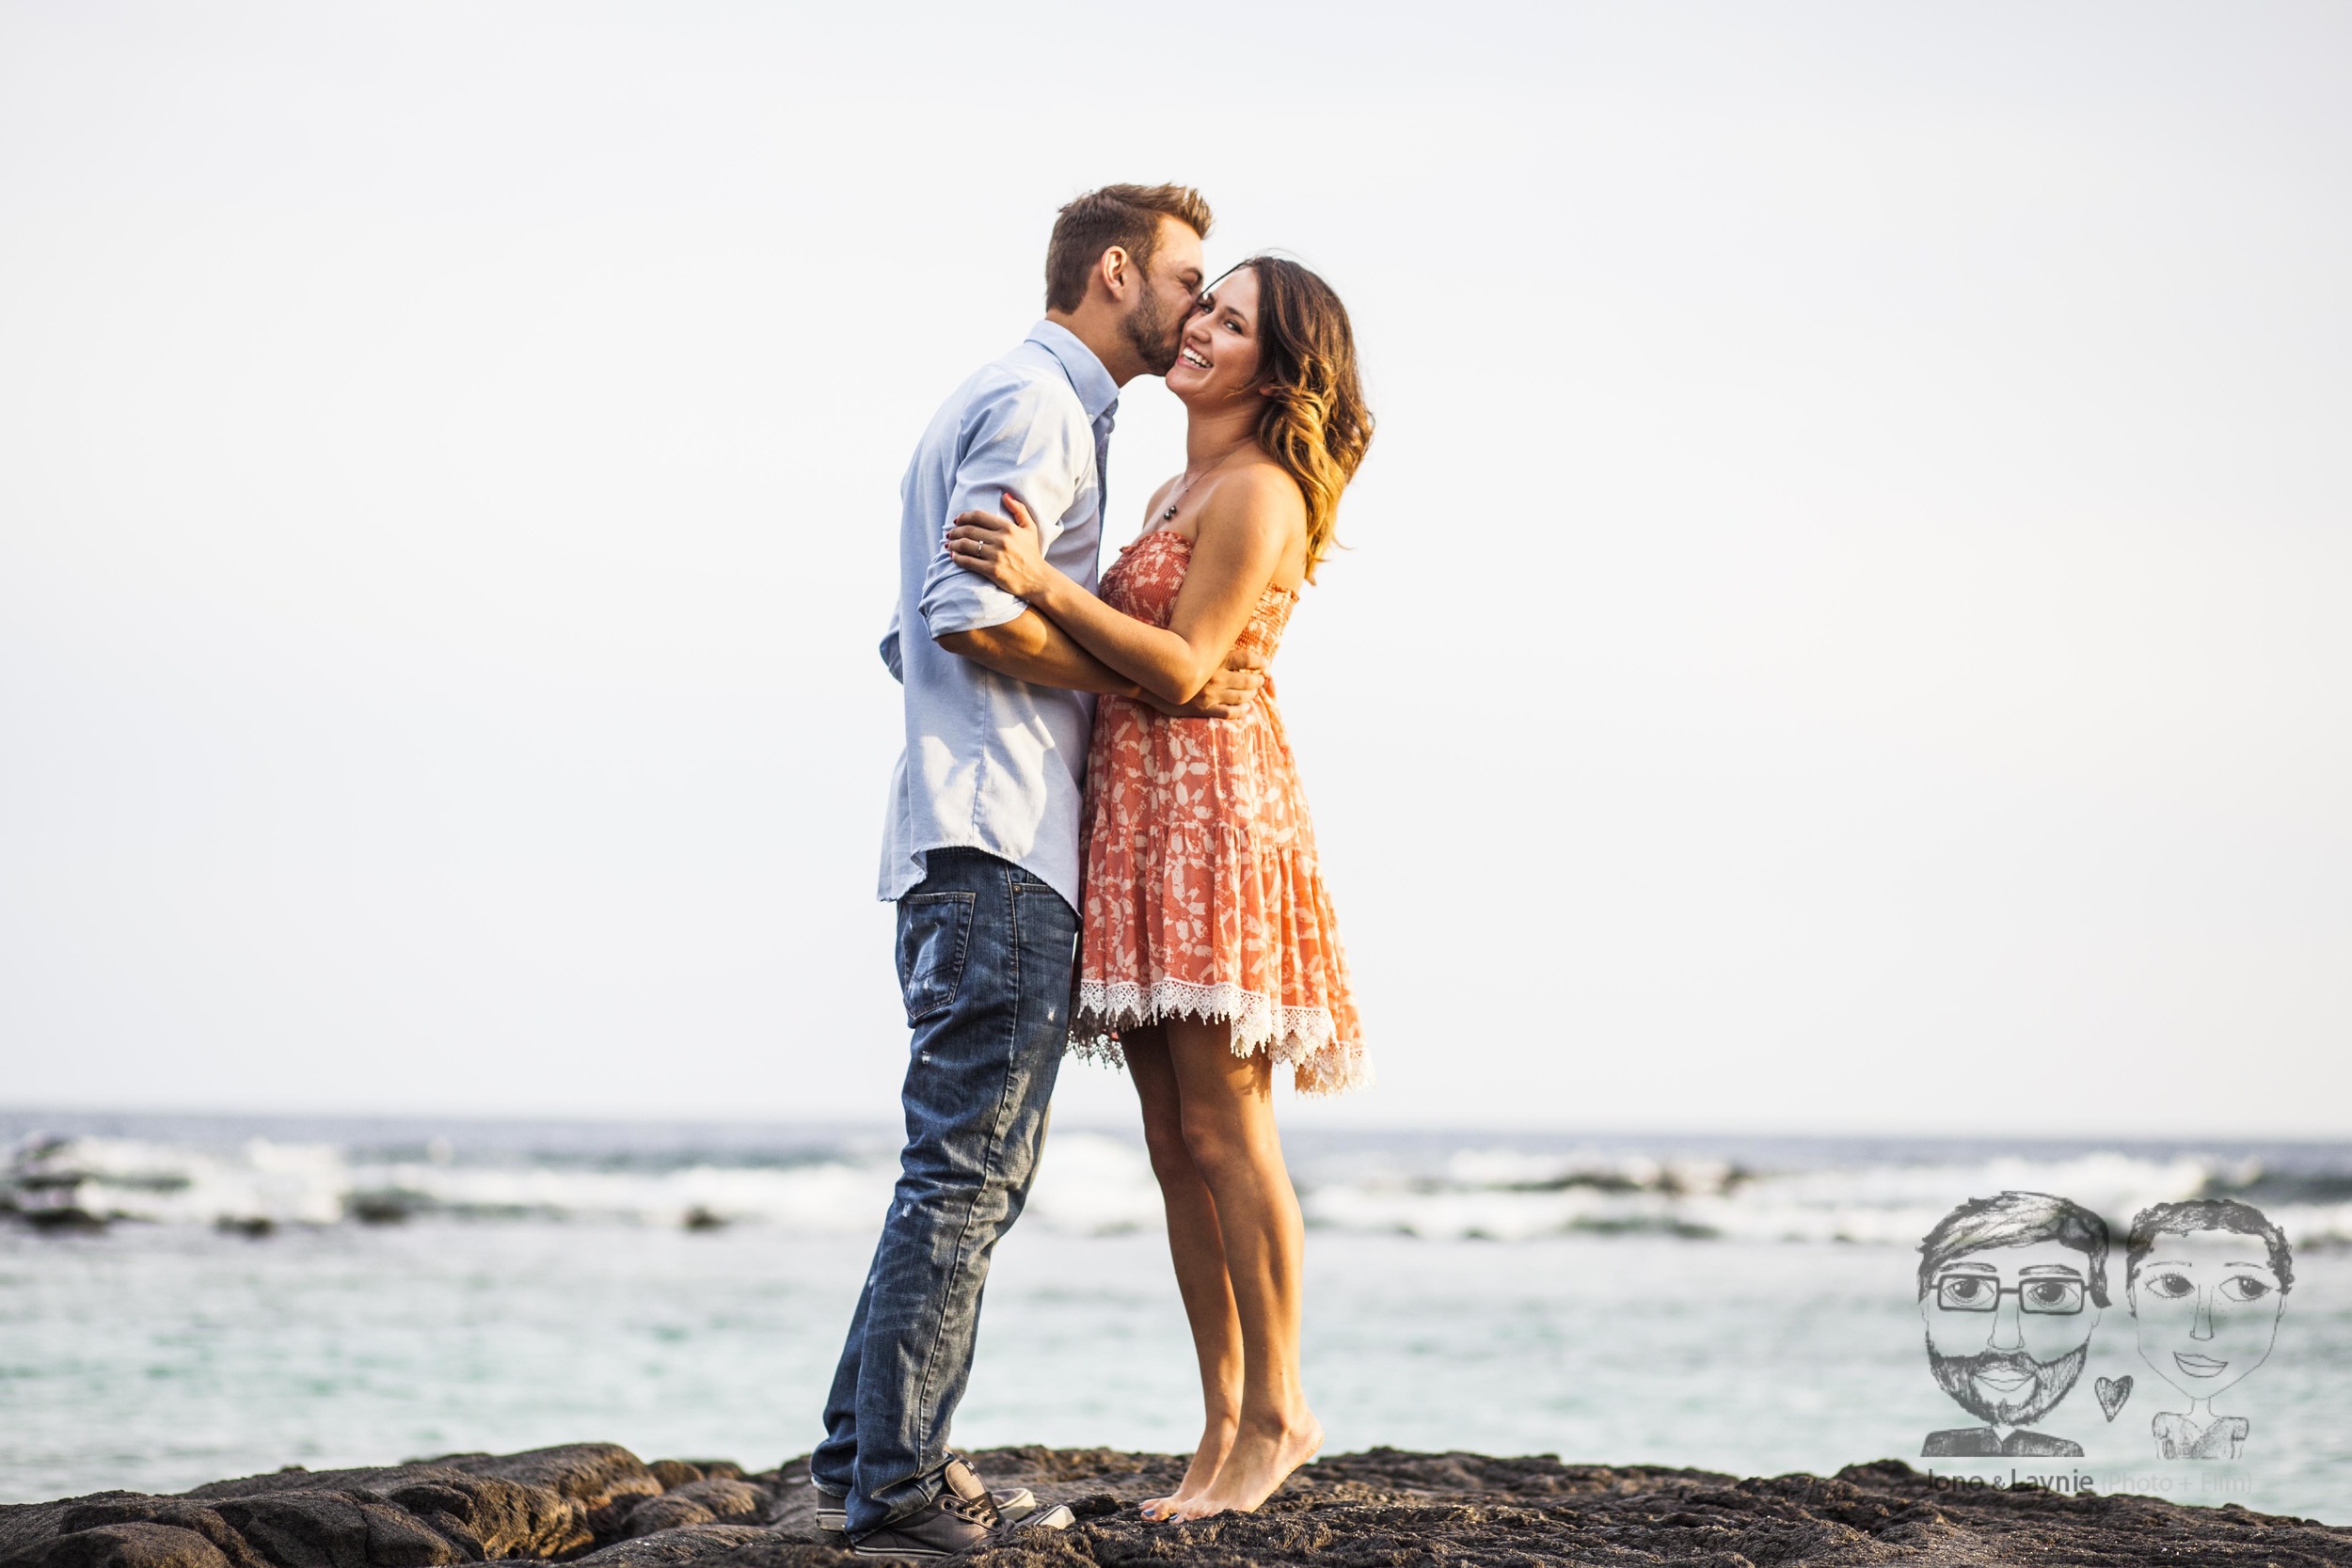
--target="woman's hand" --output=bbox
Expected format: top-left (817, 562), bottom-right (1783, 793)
top-left (946, 492), bottom-right (1053, 601)
top-left (1140, 647), bottom-right (1268, 718)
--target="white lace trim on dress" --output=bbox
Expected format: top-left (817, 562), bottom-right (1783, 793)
top-left (1073, 977), bottom-right (1373, 1093)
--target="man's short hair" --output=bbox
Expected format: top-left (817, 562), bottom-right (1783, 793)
top-left (1044, 184), bottom-right (1213, 312)
top-left (1917, 1191), bottom-right (2111, 1307)
top-left (2127, 1198), bottom-right (2295, 1293)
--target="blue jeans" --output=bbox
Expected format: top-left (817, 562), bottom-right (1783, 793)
top-left (812, 848), bottom-right (1076, 1534)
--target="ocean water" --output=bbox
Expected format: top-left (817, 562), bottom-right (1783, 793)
top-left (3, 1112), bottom-right (2348, 1523)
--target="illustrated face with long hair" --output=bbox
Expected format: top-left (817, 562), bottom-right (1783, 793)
top-left (2132, 1227), bottom-right (2285, 1402)
top-left (1921, 1239), bottom-right (2101, 1428)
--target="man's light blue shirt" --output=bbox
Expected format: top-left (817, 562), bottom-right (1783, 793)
top-left (879, 320), bottom-right (1119, 911)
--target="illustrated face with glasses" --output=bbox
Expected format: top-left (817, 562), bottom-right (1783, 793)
top-left (1921, 1240), bottom-right (2103, 1429)
top-left (1933, 1269), bottom-right (2089, 1316)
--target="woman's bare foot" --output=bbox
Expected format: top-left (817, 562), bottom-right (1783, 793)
top-left (1168, 1412), bottom-right (1322, 1519)
top-left (1140, 1418), bottom-right (1238, 1521)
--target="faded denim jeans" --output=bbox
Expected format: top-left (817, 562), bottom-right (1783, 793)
top-left (811, 848), bottom-right (1076, 1534)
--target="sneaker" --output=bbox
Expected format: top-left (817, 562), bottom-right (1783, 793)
top-left (847, 1458), bottom-right (1068, 1559)
top-left (816, 1461), bottom-right (1038, 1535)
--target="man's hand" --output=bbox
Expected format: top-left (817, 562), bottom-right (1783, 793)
top-left (1143, 647), bottom-right (1268, 719)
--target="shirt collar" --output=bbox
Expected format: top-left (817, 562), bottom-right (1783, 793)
top-left (1025, 319), bottom-right (1120, 423)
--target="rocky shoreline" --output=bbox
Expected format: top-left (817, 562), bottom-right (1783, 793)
top-left (4, 1443), bottom-right (2345, 1568)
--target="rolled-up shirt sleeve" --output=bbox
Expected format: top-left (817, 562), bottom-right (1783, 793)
top-left (917, 376), bottom-right (1089, 641)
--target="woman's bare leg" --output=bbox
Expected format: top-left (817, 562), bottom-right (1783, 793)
top-left (1162, 1021), bottom-right (1322, 1518)
top-left (1123, 1027), bottom-right (1243, 1519)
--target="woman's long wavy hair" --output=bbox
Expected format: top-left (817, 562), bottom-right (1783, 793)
top-left (1240, 257), bottom-right (1372, 582)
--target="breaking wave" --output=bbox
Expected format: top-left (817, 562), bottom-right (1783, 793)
top-left (6, 1116), bottom-right (2348, 1248)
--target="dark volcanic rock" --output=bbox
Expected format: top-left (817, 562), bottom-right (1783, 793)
top-left (0, 1501), bottom-right (145, 1561)
top-left (888, 1445), bottom-right (2352, 1568)
top-left (186, 1464), bottom-right (593, 1561)
top-left (375, 1476), bottom-right (579, 1560)
top-left (421, 1449), bottom-right (662, 1517)
top-left (10, 1444), bottom-right (2350, 1568)
top-left (621, 1483), bottom-right (769, 1541)
top-left (1, 1524), bottom-right (233, 1568)
top-left (633, 1465), bottom-right (747, 1504)
top-left (566, 1526), bottom-right (775, 1568)
top-left (203, 1492), bottom-right (465, 1568)
top-left (54, 1502), bottom-right (271, 1568)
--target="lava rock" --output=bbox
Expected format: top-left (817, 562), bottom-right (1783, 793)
top-left (643, 1468), bottom-right (742, 1494)
top-left (621, 1484), bottom-right (768, 1542)
top-left (203, 1491), bottom-right (464, 1568)
top-left (11, 1443), bottom-right (2350, 1568)
top-left (54, 1502), bottom-right (270, 1568)
top-left (189, 1466), bottom-right (587, 1561)
top-left (377, 1477), bottom-right (580, 1560)
top-left (565, 1526), bottom-right (776, 1568)
top-left (428, 1449), bottom-right (661, 1517)
top-left (0, 1500), bottom-right (145, 1561)
top-left (0, 1525), bottom-right (232, 1568)
top-left (953, 1445), bottom-right (2352, 1568)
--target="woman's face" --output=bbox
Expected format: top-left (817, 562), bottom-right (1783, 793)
top-left (2132, 1228), bottom-right (2285, 1401)
top-left (1166, 265), bottom-right (1263, 406)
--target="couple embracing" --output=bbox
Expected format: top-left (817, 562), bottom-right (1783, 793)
top-left (809, 184), bottom-right (1372, 1556)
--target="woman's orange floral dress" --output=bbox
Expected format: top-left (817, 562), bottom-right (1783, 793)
top-left (1073, 529), bottom-right (1367, 1095)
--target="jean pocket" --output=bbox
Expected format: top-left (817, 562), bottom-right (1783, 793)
top-left (897, 891), bottom-right (977, 1025)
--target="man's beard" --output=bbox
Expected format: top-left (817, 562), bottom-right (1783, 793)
top-left (1928, 1341), bottom-right (2090, 1428)
top-left (1122, 287), bottom-right (1180, 376)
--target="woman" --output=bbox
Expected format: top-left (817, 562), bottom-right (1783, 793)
top-left (946, 256), bottom-right (1370, 1520)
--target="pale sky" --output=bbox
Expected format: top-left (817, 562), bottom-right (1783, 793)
top-left (3, 1), bottom-right (2346, 1137)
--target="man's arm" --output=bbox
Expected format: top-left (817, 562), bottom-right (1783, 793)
top-left (940, 612), bottom-right (1265, 716)
top-left (938, 610), bottom-right (1135, 695)
top-left (923, 383), bottom-right (1263, 713)
top-left (918, 382), bottom-right (1084, 654)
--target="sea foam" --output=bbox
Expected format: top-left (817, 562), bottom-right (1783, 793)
top-left (6, 1117), bottom-right (2346, 1248)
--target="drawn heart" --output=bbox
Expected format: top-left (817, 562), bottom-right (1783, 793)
top-left (2096, 1374), bottom-right (2133, 1421)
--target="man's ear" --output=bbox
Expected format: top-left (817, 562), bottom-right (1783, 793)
top-left (1097, 245), bottom-right (1133, 301)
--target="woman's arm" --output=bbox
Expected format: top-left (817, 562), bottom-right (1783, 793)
top-left (942, 611), bottom-right (1268, 717)
top-left (946, 471), bottom-right (1297, 705)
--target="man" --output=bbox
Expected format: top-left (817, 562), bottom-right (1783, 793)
top-left (1915, 1190), bottom-right (2109, 1458)
top-left (813, 184), bottom-right (1263, 1559)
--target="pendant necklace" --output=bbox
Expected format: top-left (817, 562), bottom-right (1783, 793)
top-left (1160, 464), bottom-right (1211, 523)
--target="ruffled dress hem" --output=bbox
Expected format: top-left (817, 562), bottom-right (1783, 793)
top-left (1071, 977), bottom-right (1373, 1098)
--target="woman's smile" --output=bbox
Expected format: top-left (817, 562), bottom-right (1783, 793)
top-left (1168, 268), bottom-right (1266, 402)
top-left (1171, 319), bottom-right (1217, 380)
